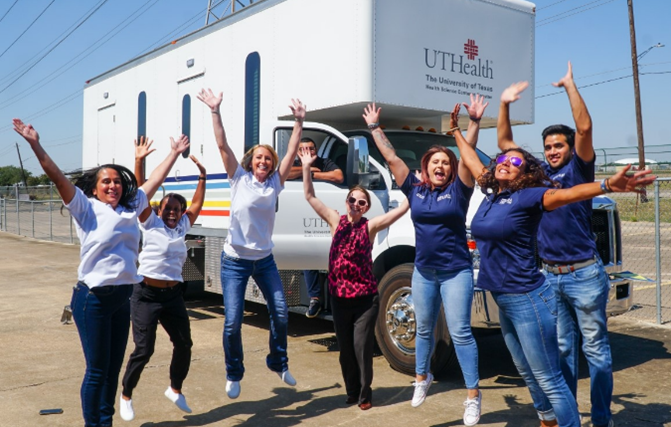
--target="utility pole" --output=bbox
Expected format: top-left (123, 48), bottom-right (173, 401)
top-left (627, 0), bottom-right (647, 202)
top-left (15, 143), bottom-right (28, 187)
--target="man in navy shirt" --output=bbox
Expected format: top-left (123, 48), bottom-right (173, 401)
top-left (288, 137), bottom-right (344, 318)
top-left (497, 63), bottom-right (613, 427)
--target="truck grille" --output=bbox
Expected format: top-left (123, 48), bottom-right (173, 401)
top-left (592, 209), bottom-right (612, 265)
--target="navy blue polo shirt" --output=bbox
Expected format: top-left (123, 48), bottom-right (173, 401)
top-left (538, 153), bottom-right (596, 263)
top-left (471, 187), bottom-right (548, 293)
top-left (401, 173), bottom-right (473, 271)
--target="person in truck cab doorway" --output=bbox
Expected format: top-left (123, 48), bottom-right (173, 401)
top-left (363, 94), bottom-right (488, 427)
top-left (198, 88), bottom-right (305, 400)
top-left (498, 62), bottom-right (616, 427)
top-left (287, 136), bottom-right (344, 319)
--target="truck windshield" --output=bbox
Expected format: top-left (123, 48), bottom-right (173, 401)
top-left (344, 130), bottom-right (492, 188)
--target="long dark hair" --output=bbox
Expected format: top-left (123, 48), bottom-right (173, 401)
top-left (75, 164), bottom-right (139, 210)
top-left (415, 145), bottom-right (458, 189)
top-left (477, 147), bottom-right (558, 194)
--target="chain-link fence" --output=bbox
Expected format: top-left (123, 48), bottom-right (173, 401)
top-left (0, 185), bottom-right (78, 244)
top-left (605, 178), bottom-right (671, 324)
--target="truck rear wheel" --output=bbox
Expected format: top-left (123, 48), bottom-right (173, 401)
top-left (374, 263), bottom-right (456, 376)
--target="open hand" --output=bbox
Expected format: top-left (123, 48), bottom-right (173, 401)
top-left (135, 136), bottom-right (155, 160)
top-left (190, 155), bottom-right (206, 175)
top-left (290, 99), bottom-right (306, 122)
top-left (362, 103), bottom-right (381, 125)
top-left (462, 93), bottom-right (489, 120)
top-left (298, 146), bottom-right (317, 168)
top-left (501, 81), bottom-right (529, 104)
top-left (449, 103), bottom-right (461, 129)
top-left (13, 119), bottom-right (40, 146)
top-left (607, 165), bottom-right (656, 193)
top-left (197, 88), bottom-right (223, 111)
top-left (171, 135), bottom-right (190, 155)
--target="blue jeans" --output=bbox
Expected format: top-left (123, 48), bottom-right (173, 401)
top-left (493, 281), bottom-right (580, 427)
top-left (70, 282), bottom-right (133, 427)
top-left (221, 253), bottom-right (289, 381)
top-left (545, 258), bottom-right (613, 426)
top-left (303, 270), bottom-right (321, 299)
top-left (412, 266), bottom-right (479, 389)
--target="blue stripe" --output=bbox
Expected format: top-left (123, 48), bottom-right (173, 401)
top-left (163, 172), bottom-right (228, 183)
top-left (162, 182), bottom-right (230, 191)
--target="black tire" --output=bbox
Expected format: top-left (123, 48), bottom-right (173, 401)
top-left (374, 263), bottom-right (456, 376)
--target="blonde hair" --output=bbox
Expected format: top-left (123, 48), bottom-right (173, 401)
top-left (241, 144), bottom-right (279, 176)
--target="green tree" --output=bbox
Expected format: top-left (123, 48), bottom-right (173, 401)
top-left (0, 166), bottom-right (31, 186)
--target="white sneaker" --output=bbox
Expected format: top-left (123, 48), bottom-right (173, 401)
top-left (411, 373), bottom-right (433, 407)
top-left (164, 387), bottom-right (192, 413)
top-left (277, 369), bottom-right (297, 386)
top-left (119, 396), bottom-right (135, 421)
top-left (226, 380), bottom-right (241, 399)
top-left (463, 390), bottom-right (482, 426)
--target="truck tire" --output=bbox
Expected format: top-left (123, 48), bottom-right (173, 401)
top-left (374, 263), bottom-right (456, 376)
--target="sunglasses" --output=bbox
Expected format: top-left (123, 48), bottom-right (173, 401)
top-left (496, 154), bottom-right (524, 168)
top-left (347, 197), bottom-right (368, 207)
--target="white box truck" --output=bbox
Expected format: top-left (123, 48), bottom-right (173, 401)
top-left (82, 0), bottom-right (632, 375)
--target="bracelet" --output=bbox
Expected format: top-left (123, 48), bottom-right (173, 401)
top-left (367, 122), bottom-right (380, 130)
top-left (605, 178), bottom-right (613, 192)
top-left (198, 176), bottom-right (207, 181)
top-left (211, 110), bottom-right (220, 115)
top-left (295, 117), bottom-right (304, 123)
top-left (311, 171), bottom-right (315, 179)
top-left (600, 178), bottom-right (612, 193)
top-left (449, 127), bottom-right (460, 133)
top-left (469, 116), bottom-right (481, 122)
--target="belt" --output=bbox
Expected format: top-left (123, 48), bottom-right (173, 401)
top-left (142, 276), bottom-right (181, 288)
top-left (542, 257), bottom-right (597, 275)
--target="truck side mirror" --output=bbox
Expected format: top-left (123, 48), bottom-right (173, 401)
top-left (347, 136), bottom-right (380, 189)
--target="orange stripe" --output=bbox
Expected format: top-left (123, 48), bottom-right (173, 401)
top-left (199, 210), bottom-right (230, 217)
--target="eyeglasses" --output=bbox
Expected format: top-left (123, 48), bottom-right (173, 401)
top-left (347, 197), bottom-right (368, 207)
top-left (496, 154), bottom-right (524, 168)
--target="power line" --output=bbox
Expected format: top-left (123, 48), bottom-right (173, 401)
top-left (0, 0), bottom-right (111, 95)
top-left (0, 0), bottom-right (163, 112)
top-left (0, 0), bottom-right (55, 60)
top-left (133, 8), bottom-right (205, 58)
top-left (536, 71), bottom-right (671, 98)
top-left (0, 0), bottom-right (20, 25)
top-left (537, 0), bottom-right (574, 11)
top-left (536, 61), bottom-right (671, 88)
top-left (537, 0), bottom-right (616, 27)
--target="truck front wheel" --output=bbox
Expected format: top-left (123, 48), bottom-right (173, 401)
top-left (374, 263), bottom-right (456, 376)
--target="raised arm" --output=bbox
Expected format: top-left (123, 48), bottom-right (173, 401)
top-left (458, 94), bottom-right (489, 187)
top-left (185, 155), bottom-right (206, 226)
top-left (543, 165), bottom-right (654, 211)
top-left (278, 99), bottom-right (306, 185)
top-left (140, 135), bottom-right (190, 200)
top-left (299, 147), bottom-right (340, 234)
top-left (362, 103), bottom-right (409, 186)
top-left (134, 136), bottom-right (155, 187)
top-left (554, 61), bottom-right (594, 162)
top-left (497, 82), bottom-right (528, 151)
top-left (197, 88), bottom-right (239, 177)
top-left (367, 197), bottom-right (410, 241)
top-left (314, 166), bottom-right (344, 184)
top-left (449, 110), bottom-right (487, 180)
top-left (13, 119), bottom-right (75, 204)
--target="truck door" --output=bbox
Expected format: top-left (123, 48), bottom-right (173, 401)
top-left (271, 123), bottom-right (385, 270)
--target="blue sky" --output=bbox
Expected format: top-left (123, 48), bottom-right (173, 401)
top-left (0, 0), bottom-right (669, 174)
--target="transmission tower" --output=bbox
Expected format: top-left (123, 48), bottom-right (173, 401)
top-left (205, 0), bottom-right (255, 25)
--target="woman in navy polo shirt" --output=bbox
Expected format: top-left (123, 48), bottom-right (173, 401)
top-left (450, 109), bottom-right (654, 427)
top-left (13, 119), bottom-right (189, 427)
top-left (363, 95), bottom-right (488, 426)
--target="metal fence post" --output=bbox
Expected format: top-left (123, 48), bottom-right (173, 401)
top-left (15, 186), bottom-right (20, 235)
top-left (654, 180), bottom-right (662, 324)
top-left (49, 182), bottom-right (53, 241)
top-left (31, 200), bottom-right (35, 238)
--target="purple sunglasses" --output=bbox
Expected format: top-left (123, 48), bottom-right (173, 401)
top-left (496, 154), bottom-right (524, 168)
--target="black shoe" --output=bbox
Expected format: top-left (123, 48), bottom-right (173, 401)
top-left (306, 298), bottom-right (321, 318)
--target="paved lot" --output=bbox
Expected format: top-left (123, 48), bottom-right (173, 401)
top-left (1, 232), bottom-right (670, 427)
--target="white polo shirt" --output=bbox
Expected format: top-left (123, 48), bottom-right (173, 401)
top-left (224, 165), bottom-right (283, 260)
top-left (65, 187), bottom-right (148, 288)
top-left (138, 211), bottom-right (191, 281)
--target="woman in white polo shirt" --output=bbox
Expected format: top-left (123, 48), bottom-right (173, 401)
top-left (118, 151), bottom-right (207, 421)
top-left (13, 119), bottom-right (189, 427)
top-left (197, 88), bottom-right (305, 399)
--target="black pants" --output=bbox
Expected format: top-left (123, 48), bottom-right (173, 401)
top-left (121, 282), bottom-right (193, 397)
top-left (330, 293), bottom-right (379, 405)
